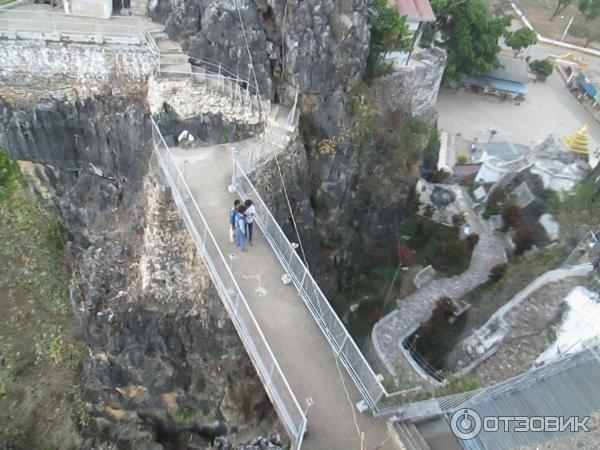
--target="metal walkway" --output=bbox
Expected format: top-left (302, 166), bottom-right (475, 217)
top-left (150, 122), bottom-right (393, 450)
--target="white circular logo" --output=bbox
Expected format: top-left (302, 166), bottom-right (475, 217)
top-left (450, 408), bottom-right (482, 440)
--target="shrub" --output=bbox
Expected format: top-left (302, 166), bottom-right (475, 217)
top-left (513, 227), bottom-right (534, 255)
top-left (529, 59), bottom-right (554, 79)
top-left (419, 297), bottom-right (457, 334)
top-left (398, 244), bottom-right (413, 266)
top-left (488, 187), bottom-right (506, 204)
top-left (457, 154), bottom-right (469, 164)
top-left (489, 263), bottom-right (508, 282)
top-left (452, 213), bottom-right (466, 226)
top-left (423, 204), bottom-right (435, 218)
top-left (466, 233), bottom-right (480, 249)
top-left (501, 203), bottom-right (522, 230)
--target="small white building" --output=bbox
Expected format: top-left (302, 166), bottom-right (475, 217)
top-left (64, 0), bottom-right (113, 19)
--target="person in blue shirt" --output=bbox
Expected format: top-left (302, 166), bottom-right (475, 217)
top-left (235, 204), bottom-right (248, 252)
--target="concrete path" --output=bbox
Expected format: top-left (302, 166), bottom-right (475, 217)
top-left (168, 143), bottom-right (395, 450)
top-left (0, 4), bottom-right (164, 34)
top-left (371, 185), bottom-right (507, 387)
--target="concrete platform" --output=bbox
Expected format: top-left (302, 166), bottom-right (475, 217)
top-left (167, 142), bottom-right (397, 450)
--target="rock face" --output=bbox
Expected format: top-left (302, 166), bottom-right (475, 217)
top-left (150, 0), bottom-right (446, 288)
top-left (150, 0), bottom-right (369, 100)
top-left (0, 92), bottom-right (277, 448)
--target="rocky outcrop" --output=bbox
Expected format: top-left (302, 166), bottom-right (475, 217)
top-left (149, 0), bottom-right (446, 290)
top-left (0, 92), bottom-right (278, 448)
top-left (150, 0), bottom-right (369, 101)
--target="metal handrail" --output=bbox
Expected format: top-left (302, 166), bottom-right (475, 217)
top-left (232, 159), bottom-right (388, 408)
top-left (150, 117), bottom-right (306, 449)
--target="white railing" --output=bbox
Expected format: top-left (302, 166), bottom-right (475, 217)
top-left (150, 117), bottom-right (306, 449)
top-left (0, 9), bottom-right (160, 72)
top-left (232, 160), bottom-right (389, 409)
top-left (231, 154), bottom-right (556, 422)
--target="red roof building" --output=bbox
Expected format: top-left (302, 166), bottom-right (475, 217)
top-left (389, 0), bottom-right (436, 25)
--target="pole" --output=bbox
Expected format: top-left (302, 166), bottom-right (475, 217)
top-left (561, 15), bottom-right (575, 42)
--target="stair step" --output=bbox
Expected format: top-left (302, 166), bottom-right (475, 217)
top-left (160, 53), bottom-right (189, 64)
top-left (158, 39), bottom-right (181, 52)
top-left (150, 31), bottom-right (169, 41)
top-left (160, 63), bottom-right (192, 75)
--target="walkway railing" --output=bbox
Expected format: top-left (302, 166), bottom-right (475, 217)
top-left (0, 9), bottom-right (160, 72)
top-left (150, 117), bottom-right (306, 449)
top-left (232, 160), bottom-right (389, 409)
top-left (230, 153), bottom-right (544, 422)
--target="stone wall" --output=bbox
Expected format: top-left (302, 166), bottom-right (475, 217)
top-left (0, 39), bottom-right (154, 90)
top-left (371, 48), bottom-right (447, 121)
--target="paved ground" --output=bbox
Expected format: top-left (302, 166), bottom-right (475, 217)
top-left (371, 184), bottom-right (507, 388)
top-left (438, 70), bottom-right (600, 150)
top-left (168, 143), bottom-right (395, 450)
top-left (0, 4), bottom-right (162, 34)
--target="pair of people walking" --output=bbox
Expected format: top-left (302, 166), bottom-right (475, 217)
top-left (229, 199), bottom-right (255, 252)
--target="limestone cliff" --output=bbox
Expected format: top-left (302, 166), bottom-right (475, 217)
top-left (0, 93), bottom-right (278, 448)
top-left (151, 0), bottom-right (445, 287)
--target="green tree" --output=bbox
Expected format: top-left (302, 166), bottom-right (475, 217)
top-left (579, 0), bottom-right (600, 21)
top-left (529, 59), bottom-right (554, 80)
top-left (435, 0), bottom-right (511, 82)
top-left (504, 28), bottom-right (537, 56)
top-left (366, 0), bottom-right (411, 79)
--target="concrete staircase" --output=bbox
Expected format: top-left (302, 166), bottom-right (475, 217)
top-left (149, 30), bottom-right (192, 76)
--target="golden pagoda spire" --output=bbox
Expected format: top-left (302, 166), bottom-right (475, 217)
top-left (562, 120), bottom-right (591, 155)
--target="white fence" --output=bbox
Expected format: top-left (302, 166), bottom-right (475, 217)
top-left (150, 118), bottom-right (306, 448)
top-left (0, 9), bottom-right (160, 70)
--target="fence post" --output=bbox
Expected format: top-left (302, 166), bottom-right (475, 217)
top-left (287, 85), bottom-right (299, 127)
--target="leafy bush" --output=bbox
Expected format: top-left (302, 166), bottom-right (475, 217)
top-left (529, 59), bottom-right (554, 78)
top-left (504, 27), bottom-right (537, 56)
top-left (365, 0), bottom-right (410, 80)
top-left (457, 154), bottom-right (469, 164)
top-left (489, 263), bottom-right (508, 282)
top-left (452, 213), bottom-right (466, 226)
top-left (513, 226), bottom-right (534, 255)
top-left (501, 203), bottom-right (522, 230)
top-left (466, 233), bottom-right (480, 248)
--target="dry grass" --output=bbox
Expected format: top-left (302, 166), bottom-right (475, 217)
top-left (0, 150), bottom-right (84, 449)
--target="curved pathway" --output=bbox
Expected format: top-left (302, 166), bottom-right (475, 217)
top-left (371, 184), bottom-right (507, 386)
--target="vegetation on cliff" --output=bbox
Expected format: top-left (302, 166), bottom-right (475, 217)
top-left (366, 0), bottom-right (411, 79)
top-left (0, 149), bottom-right (85, 449)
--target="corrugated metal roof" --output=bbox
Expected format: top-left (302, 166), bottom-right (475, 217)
top-left (389, 0), bottom-right (436, 22)
top-left (449, 349), bottom-right (600, 450)
top-left (489, 56), bottom-right (531, 84)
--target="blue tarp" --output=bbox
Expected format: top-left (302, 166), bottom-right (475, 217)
top-left (463, 76), bottom-right (528, 95)
top-left (577, 72), bottom-right (597, 98)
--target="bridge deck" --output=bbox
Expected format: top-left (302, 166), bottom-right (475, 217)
top-left (169, 144), bottom-right (394, 450)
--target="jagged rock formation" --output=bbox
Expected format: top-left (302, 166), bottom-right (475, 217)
top-left (150, 0), bottom-right (446, 287)
top-left (150, 0), bottom-right (369, 101)
top-left (0, 92), bottom-right (278, 448)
